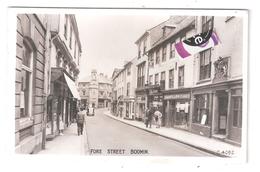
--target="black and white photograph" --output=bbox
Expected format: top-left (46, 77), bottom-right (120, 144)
top-left (3, 2), bottom-right (259, 171)
top-left (11, 9), bottom-right (247, 158)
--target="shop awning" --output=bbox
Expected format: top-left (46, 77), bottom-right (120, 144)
top-left (64, 73), bottom-right (81, 100)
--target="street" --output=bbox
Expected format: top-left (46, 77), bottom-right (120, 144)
top-left (84, 108), bottom-right (214, 156)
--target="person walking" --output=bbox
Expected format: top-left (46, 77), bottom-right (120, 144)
top-left (77, 108), bottom-right (85, 136)
top-left (154, 107), bottom-right (162, 128)
top-left (59, 116), bottom-right (64, 135)
top-left (144, 108), bottom-right (149, 128)
top-left (147, 107), bottom-right (154, 128)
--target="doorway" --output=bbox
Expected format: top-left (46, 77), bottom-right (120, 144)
top-left (217, 91), bottom-right (228, 135)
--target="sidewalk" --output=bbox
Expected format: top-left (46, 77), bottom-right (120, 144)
top-left (38, 123), bottom-right (86, 155)
top-left (104, 111), bottom-right (242, 158)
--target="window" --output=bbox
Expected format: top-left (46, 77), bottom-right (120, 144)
top-left (149, 75), bottom-right (153, 85)
top-left (64, 15), bottom-right (68, 39)
top-left (169, 69), bottom-right (174, 88)
top-left (160, 71), bottom-right (166, 89)
top-left (149, 53), bottom-right (154, 68)
top-left (161, 71), bottom-right (166, 81)
top-left (199, 48), bottom-right (211, 80)
top-left (162, 45), bottom-right (167, 62)
top-left (69, 25), bottom-right (73, 49)
top-left (178, 66), bottom-right (184, 87)
top-left (138, 44), bottom-right (141, 58)
top-left (193, 94), bottom-right (210, 125)
top-left (82, 90), bottom-right (86, 96)
top-left (231, 89), bottom-right (242, 128)
top-left (74, 40), bottom-right (77, 59)
top-left (170, 42), bottom-right (175, 59)
top-left (126, 82), bottom-right (130, 96)
top-left (202, 16), bottom-right (214, 32)
top-left (99, 91), bottom-right (104, 96)
top-left (143, 39), bottom-right (147, 55)
top-left (156, 49), bottom-right (160, 64)
top-left (20, 40), bottom-right (33, 118)
top-left (137, 62), bottom-right (145, 88)
top-left (127, 66), bottom-right (131, 75)
top-left (155, 73), bottom-right (159, 85)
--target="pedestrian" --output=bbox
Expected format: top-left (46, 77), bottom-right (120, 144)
top-left (154, 107), bottom-right (162, 128)
top-left (77, 108), bottom-right (85, 136)
top-left (86, 105), bottom-right (89, 116)
top-left (59, 116), bottom-right (64, 135)
top-left (148, 107), bottom-right (154, 128)
top-left (144, 108), bottom-right (149, 128)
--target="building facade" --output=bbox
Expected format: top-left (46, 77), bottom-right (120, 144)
top-left (15, 14), bottom-right (48, 154)
top-left (190, 16), bottom-right (243, 145)
top-left (146, 16), bottom-right (243, 145)
top-left (78, 70), bottom-right (112, 109)
top-left (147, 16), bottom-right (195, 129)
top-left (15, 14), bottom-right (82, 154)
top-left (46, 14), bottom-right (82, 140)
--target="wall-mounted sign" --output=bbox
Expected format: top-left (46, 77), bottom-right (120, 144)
top-left (164, 93), bottom-right (190, 100)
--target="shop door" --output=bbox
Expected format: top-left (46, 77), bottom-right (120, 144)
top-left (218, 92), bottom-right (228, 134)
top-left (169, 100), bottom-right (175, 127)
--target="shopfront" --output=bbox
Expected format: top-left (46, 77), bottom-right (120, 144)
top-left (135, 93), bottom-right (146, 121)
top-left (163, 88), bottom-right (191, 130)
top-left (191, 79), bottom-right (242, 145)
top-left (124, 97), bottom-right (135, 119)
top-left (147, 86), bottom-right (164, 125)
top-left (46, 68), bottom-right (80, 140)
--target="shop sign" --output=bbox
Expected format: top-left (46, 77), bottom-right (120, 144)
top-left (164, 93), bottom-right (190, 100)
top-left (153, 95), bottom-right (163, 102)
top-left (137, 96), bottom-right (145, 102)
top-left (149, 88), bottom-right (159, 95)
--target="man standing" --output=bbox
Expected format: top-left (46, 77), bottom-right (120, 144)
top-left (77, 108), bottom-right (85, 136)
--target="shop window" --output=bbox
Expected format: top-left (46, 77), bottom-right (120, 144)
top-left (193, 94), bottom-right (210, 125)
top-left (231, 89), bottom-right (242, 128)
top-left (178, 66), bottom-right (184, 87)
top-left (169, 69), bottom-right (174, 88)
top-left (20, 40), bottom-right (33, 118)
top-left (162, 45), bottom-right (167, 62)
top-left (199, 48), bottom-right (211, 80)
top-left (170, 41), bottom-right (175, 59)
top-left (202, 16), bottom-right (214, 32)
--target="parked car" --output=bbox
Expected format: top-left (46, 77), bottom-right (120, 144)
top-left (87, 107), bottom-right (95, 116)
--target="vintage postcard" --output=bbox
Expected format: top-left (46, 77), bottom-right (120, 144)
top-left (7, 7), bottom-right (248, 164)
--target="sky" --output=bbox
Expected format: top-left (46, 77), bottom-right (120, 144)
top-left (76, 13), bottom-right (169, 80)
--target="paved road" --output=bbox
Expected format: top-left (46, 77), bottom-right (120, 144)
top-left (84, 108), bottom-right (214, 156)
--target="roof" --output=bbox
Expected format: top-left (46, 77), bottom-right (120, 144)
top-left (149, 16), bottom-right (195, 52)
top-left (79, 74), bottom-right (112, 84)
